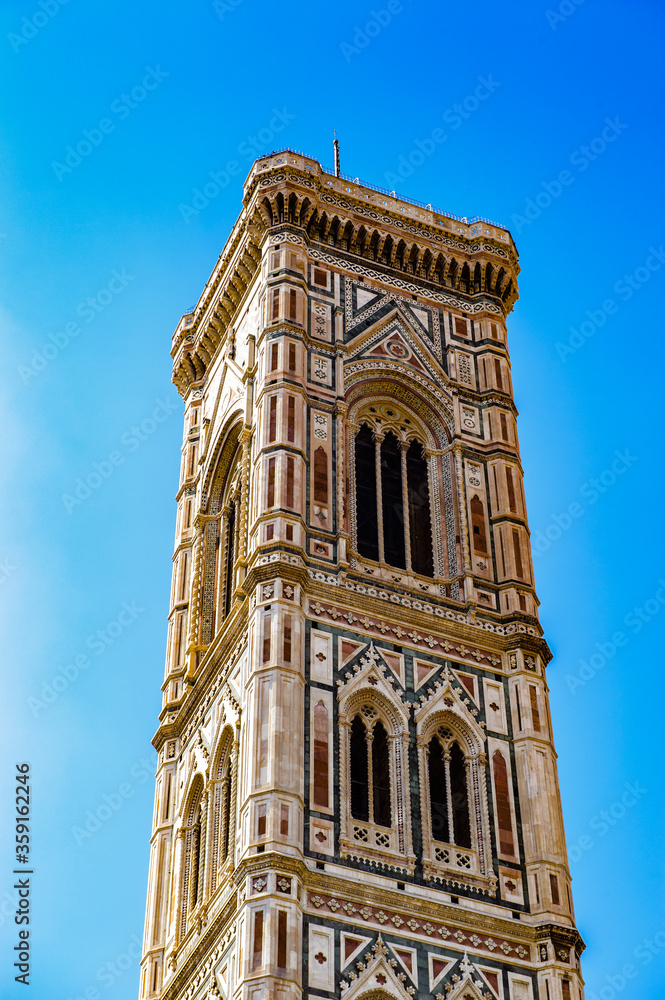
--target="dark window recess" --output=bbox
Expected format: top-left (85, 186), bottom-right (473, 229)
top-left (224, 500), bottom-right (235, 618)
top-left (372, 721), bottom-right (392, 827)
top-left (270, 342), bottom-right (279, 371)
top-left (269, 397), bottom-right (277, 442)
top-left (470, 495), bottom-right (488, 554)
top-left (289, 288), bottom-right (297, 321)
top-left (500, 412), bottom-right (509, 441)
top-left (529, 685), bottom-right (541, 731)
top-left (381, 432), bottom-right (406, 569)
top-left (285, 524), bottom-right (293, 541)
top-left (288, 342), bottom-right (297, 372)
top-left (283, 617), bottom-right (292, 663)
top-left (494, 357), bottom-right (504, 390)
top-left (449, 741), bottom-right (471, 848)
top-left (287, 396), bottom-right (295, 443)
top-left (271, 289), bottom-right (279, 321)
top-left (506, 466), bottom-right (517, 513)
top-left (312, 700), bottom-right (329, 808)
top-left (286, 457), bottom-right (294, 508)
top-left (350, 716), bottom-right (369, 821)
top-left (267, 457), bottom-right (275, 507)
top-left (428, 737), bottom-right (449, 843)
top-left (266, 523), bottom-right (274, 541)
top-left (262, 615), bottom-right (271, 664)
top-left (512, 528), bottom-right (524, 578)
top-left (280, 805), bottom-right (289, 836)
top-left (190, 803), bottom-right (202, 906)
top-left (492, 750), bottom-right (515, 855)
top-left (550, 873), bottom-right (560, 906)
top-left (313, 267), bottom-right (327, 287)
top-left (313, 447), bottom-right (328, 504)
top-left (407, 440), bottom-right (433, 576)
top-left (355, 425), bottom-right (379, 561)
top-left (252, 910), bottom-right (264, 970)
top-left (221, 780), bottom-right (231, 859)
top-left (277, 911), bottom-right (287, 969)
top-left (455, 317), bottom-right (467, 336)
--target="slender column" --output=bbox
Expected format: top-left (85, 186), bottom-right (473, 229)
top-left (400, 442), bottom-right (412, 571)
top-left (237, 426), bottom-right (252, 568)
top-left (172, 828), bottom-right (186, 945)
top-left (186, 518), bottom-right (203, 676)
top-left (373, 432), bottom-right (385, 564)
top-left (443, 749), bottom-right (453, 846)
top-left (366, 726), bottom-right (375, 827)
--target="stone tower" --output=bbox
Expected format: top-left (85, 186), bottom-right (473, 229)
top-left (139, 150), bottom-right (585, 1000)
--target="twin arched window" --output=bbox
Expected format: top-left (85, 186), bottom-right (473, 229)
top-left (350, 714), bottom-right (392, 828)
top-left (354, 424), bottom-right (433, 576)
top-left (427, 731), bottom-right (472, 849)
top-left (179, 733), bottom-right (235, 938)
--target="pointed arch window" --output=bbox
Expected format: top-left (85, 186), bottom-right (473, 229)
top-left (349, 714), bottom-right (392, 828)
top-left (210, 733), bottom-right (235, 895)
top-left (354, 424), bottom-right (434, 577)
top-left (427, 735), bottom-right (471, 849)
top-left (180, 781), bottom-right (206, 937)
top-left (407, 440), bottom-right (433, 576)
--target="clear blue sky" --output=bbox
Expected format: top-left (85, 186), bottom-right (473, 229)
top-left (0, 1), bottom-right (663, 997)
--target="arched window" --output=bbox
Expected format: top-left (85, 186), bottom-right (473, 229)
top-left (201, 428), bottom-right (242, 643)
top-left (209, 733), bottom-right (235, 896)
top-left (355, 425), bottom-right (379, 561)
top-left (407, 440), bottom-right (433, 576)
top-left (350, 716), bottom-right (369, 821)
top-left (350, 714), bottom-right (392, 827)
top-left (427, 734), bottom-right (471, 849)
top-left (353, 424), bottom-right (434, 577)
top-left (381, 433), bottom-right (406, 569)
top-left (180, 781), bottom-right (206, 937)
top-left (223, 500), bottom-right (236, 619)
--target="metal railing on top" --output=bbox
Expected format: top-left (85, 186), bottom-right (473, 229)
top-left (258, 148), bottom-right (505, 230)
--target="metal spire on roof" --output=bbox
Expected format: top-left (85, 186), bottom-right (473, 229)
top-left (333, 129), bottom-right (341, 178)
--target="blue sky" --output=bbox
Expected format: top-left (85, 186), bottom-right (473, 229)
top-left (0, 1), bottom-right (663, 997)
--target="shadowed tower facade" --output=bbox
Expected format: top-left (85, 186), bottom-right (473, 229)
top-left (139, 151), bottom-right (585, 1000)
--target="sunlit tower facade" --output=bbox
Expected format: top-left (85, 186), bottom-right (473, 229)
top-left (139, 150), bottom-right (585, 1000)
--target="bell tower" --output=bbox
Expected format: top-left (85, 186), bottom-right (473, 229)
top-left (139, 150), bottom-right (585, 1000)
